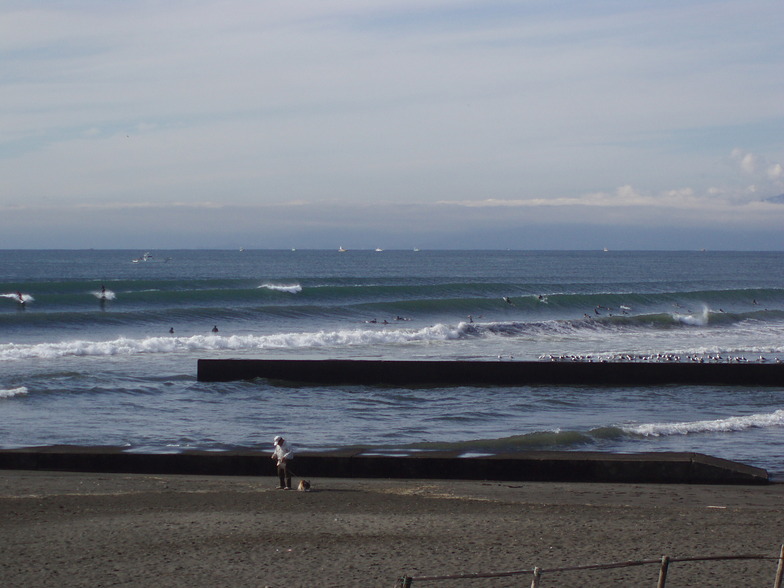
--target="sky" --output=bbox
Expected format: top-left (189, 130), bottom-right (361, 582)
top-left (1, 0), bottom-right (783, 250)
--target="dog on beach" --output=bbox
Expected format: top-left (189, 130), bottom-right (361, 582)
top-left (297, 479), bottom-right (311, 492)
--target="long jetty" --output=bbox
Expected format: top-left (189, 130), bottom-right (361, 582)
top-left (197, 358), bottom-right (784, 386)
top-left (0, 446), bottom-right (769, 485)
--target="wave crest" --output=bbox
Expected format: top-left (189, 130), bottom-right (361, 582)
top-left (623, 409), bottom-right (784, 437)
top-left (0, 386), bottom-right (28, 399)
top-left (258, 283), bottom-right (302, 294)
top-left (0, 324), bottom-right (468, 361)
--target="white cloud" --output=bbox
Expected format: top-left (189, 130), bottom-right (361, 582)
top-left (741, 153), bottom-right (756, 174)
top-left (729, 148), bottom-right (784, 197)
top-left (439, 183), bottom-right (784, 214)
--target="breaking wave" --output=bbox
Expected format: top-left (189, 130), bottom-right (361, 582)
top-left (1, 292), bottom-right (33, 303)
top-left (0, 386), bottom-right (28, 399)
top-left (92, 289), bottom-right (117, 300)
top-left (0, 324), bottom-right (466, 361)
top-left (623, 410), bottom-right (784, 437)
top-left (371, 410), bottom-right (784, 456)
top-left (258, 283), bottom-right (302, 294)
top-left (3, 312), bottom-right (784, 362)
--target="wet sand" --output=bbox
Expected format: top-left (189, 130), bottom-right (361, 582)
top-left (1, 470), bottom-right (782, 587)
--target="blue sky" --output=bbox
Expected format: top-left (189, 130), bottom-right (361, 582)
top-left (1, 0), bottom-right (783, 249)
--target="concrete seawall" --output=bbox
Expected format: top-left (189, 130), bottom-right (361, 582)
top-left (197, 359), bottom-right (784, 386)
top-left (0, 446), bottom-right (769, 485)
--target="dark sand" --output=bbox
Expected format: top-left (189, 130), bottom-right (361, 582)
top-left (1, 470), bottom-right (782, 587)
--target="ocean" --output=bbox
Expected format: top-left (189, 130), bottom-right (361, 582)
top-left (1, 249), bottom-right (783, 477)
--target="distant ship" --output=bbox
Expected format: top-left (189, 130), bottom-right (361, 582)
top-left (338, 246), bottom-right (347, 253)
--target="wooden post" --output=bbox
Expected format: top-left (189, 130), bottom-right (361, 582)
top-left (396, 576), bottom-right (413, 588)
top-left (530, 566), bottom-right (541, 588)
top-left (774, 544), bottom-right (784, 588)
top-left (657, 555), bottom-right (670, 588)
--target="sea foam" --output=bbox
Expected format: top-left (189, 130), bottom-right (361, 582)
top-left (673, 305), bottom-right (710, 326)
top-left (1, 292), bottom-right (33, 303)
top-left (623, 409), bottom-right (784, 437)
top-left (0, 387), bottom-right (28, 399)
top-left (258, 283), bottom-right (302, 293)
top-left (92, 289), bottom-right (117, 300)
top-left (0, 324), bottom-right (466, 361)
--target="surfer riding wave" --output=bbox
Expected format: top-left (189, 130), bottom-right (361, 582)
top-left (2, 292), bottom-right (33, 305)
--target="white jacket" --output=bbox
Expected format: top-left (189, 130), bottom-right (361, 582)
top-left (272, 441), bottom-right (293, 466)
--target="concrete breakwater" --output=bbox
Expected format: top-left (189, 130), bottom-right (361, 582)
top-left (0, 446), bottom-right (769, 485)
top-left (197, 359), bottom-right (784, 386)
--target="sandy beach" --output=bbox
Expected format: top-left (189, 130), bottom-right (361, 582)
top-left (1, 470), bottom-right (782, 587)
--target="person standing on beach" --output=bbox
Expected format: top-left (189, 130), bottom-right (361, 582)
top-left (272, 435), bottom-right (293, 489)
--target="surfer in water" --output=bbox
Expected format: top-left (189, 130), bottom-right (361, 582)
top-left (4, 291), bottom-right (31, 307)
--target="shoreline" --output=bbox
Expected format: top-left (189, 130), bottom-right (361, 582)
top-left (2, 470), bottom-right (783, 587)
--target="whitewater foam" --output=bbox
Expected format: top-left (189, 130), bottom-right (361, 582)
top-left (1, 292), bottom-right (33, 303)
top-left (623, 409), bottom-right (784, 437)
top-left (673, 305), bottom-right (710, 326)
top-left (0, 386), bottom-right (28, 398)
top-left (0, 323), bottom-right (467, 361)
top-left (92, 289), bottom-right (117, 300)
top-left (259, 283), bottom-right (302, 294)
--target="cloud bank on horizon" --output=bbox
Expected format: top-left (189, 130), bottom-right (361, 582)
top-left (1, 0), bottom-right (782, 249)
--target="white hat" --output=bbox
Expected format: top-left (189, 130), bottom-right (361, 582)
top-left (273, 435), bottom-right (282, 444)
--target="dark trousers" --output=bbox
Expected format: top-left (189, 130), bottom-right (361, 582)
top-left (277, 464), bottom-right (291, 489)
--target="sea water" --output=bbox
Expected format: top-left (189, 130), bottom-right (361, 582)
top-left (1, 250), bottom-right (783, 477)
